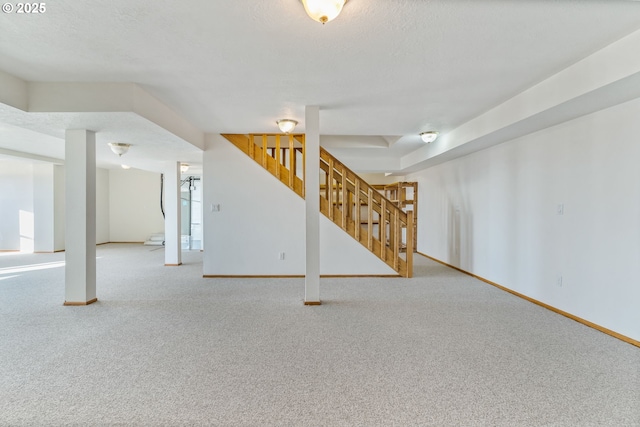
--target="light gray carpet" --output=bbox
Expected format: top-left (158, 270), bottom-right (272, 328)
top-left (0, 244), bottom-right (638, 426)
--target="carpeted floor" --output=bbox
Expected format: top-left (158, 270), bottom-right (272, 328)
top-left (0, 244), bottom-right (638, 426)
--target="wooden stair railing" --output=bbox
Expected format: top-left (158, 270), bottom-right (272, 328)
top-left (221, 134), bottom-right (413, 278)
top-left (222, 133), bottom-right (305, 198)
top-left (319, 148), bottom-right (413, 277)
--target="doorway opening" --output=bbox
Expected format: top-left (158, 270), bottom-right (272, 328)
top-left (181, 176), bottom-right (202, 250)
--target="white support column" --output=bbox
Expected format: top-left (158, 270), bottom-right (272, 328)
top-left (34, 164), bottom-right (64, 253)
top-left (34, 163), bottom-right (55, 253)
top-left (164, 161), bottom-right (182, 266)
top-left (304, 106), bottom-right (321, 305)
top-left (64, 130), bottom-right (97, 306)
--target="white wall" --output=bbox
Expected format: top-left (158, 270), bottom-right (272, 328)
top-left (407, 97), bottom-right (640, 342)
top-left (53, 165), bottom-right (65, 250)
top-left (319, 216), bottom-right (397, 275)
top-left (203, 134), bottom-right (305, 275)
top-left (203, 134), bottom-right (396, 276)
top-left (358, 173), bottom-right (406, 186)
top-left (1, 161), bottom-right (108, 251)
top-left (108, 168), bottom-right (165, 242)
top-left (33, 164), bottom-right (54, 252)
top-left (96, 168), bottom-right (110, 244)
top-left (0, 161), bottom-right (34, 251)
top-left (33, 163), bottom-right (65, 252)
top-left (1, 162), bottom-right (154, 249)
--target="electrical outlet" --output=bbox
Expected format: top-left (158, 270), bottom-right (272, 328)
top-left (278, 252), bottom-right (285, 260)
top-left (557, 275), bottom-right (563, 287)
top-left (211, 204), bottom-right (221, 212)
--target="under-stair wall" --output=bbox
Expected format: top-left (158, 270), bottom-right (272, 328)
top-left (217, 133), bottom-right (413, 277)
top-left (202, 134), bottom-right (397, 276)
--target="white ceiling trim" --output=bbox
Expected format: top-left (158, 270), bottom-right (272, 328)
top-left (0, 147), bottom-right (63, 165)
top-left (28, 82), bottom-right (205, 151)
top-left (0, 73), bottom-right (204, 152)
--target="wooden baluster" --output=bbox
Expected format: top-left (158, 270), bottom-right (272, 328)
top-left (288, 135), bottom-right (294, 189)
top-left (413, 183), bottom-right (418, 250)
top-left (248, 134), bottom-right (254, 159)
top-left (355, 179), bottom-right (360, 241)
top-left (367, 188), bottom-right (373, 250)
top-left (324, 159), bottom-right (330, 200)
top-left (380, 199), bottom-right (386, 261)
top-left (393, 210), bottom-right (400, 270)
top-left (406, 211), bottom-right (414, 278)
top-left (373, 199), bottom-right (386, 244)
top-left (388, 207), bottom-right (395, 255)
top-left (301, 135), bottom-right (305, 195)
top-left (262, 135), bottom-right (268, 168)
top-left (341, 167), bottom-right (347, 230)
top-left (328, 158), bottom-right (334, 220)
top-left (275, 135), bottom-right (281, 179)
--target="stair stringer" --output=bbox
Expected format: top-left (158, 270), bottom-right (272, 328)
top-left (204, 133), bottom-right (397, 276)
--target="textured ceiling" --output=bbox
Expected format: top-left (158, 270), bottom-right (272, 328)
top-left (1, 0), bottom-right (639, 171)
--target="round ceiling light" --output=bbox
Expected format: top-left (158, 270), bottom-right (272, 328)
top-left (300, 0), bottom-right (347, 24)
top-left (108, 142), bottom-right (131, 157)
top-left (277, 119), bottom-right (298, 133)
top-left (420, 131), bottom-right (439, 143)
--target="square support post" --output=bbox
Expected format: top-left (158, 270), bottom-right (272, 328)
top-left (64, 130), bottom-right (97, 306)
top-left (304, 106), bottom-right (321, 305)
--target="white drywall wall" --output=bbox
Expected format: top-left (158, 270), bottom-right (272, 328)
top-left (1, 162), bottom-right (103, 251)
top-left (203, 134), bottom-right (305, 275)
top-left (96, 168), bottom-right (110, 244)
top-left (203, 134), bottom-right (396, 276)
top-left (33, 163), bottom-right (56, 252)
top-left (53, 165), bottom-right (65, 251)
top-left (407, 97), bottom-right (640, 342)
top-left (358, 173), bottom-right (406, 185)
top-left (109, 168), bottom-right (165, 242)
top-left (0, 161), bottom-right (33, 251)
top-left (320, 216), bottom-right (397, 275)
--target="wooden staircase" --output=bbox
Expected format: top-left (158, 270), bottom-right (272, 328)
top-left (222, 134), bottom-right (413, 277)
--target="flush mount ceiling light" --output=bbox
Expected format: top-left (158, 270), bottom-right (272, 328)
top-left (121, 164), bottom-right (131, 170)
top-left (180, 163), bottom-right (190, 173)
top-left (277, 119), bottom-right (298, 133)
top-left (420, 131), bottom-right (439, 143)
top-left (300, 0), bottom-right (347, 24)
top-left (108, 142), bottom-right (131, 157)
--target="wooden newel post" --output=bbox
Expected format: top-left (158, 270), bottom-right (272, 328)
top-left (406, 210), bottom-right (414, 278)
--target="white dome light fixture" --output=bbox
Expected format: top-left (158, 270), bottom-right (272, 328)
top-left (300, 0), bottom-right (347, 24)
top-left (277, 119), bottom-right (298, 133)
top-left (180, 163), bottom-right (190, 174)
top-left (108, 142), bottom-right (131, 157)
top-left (420, 131), bottom-right (439, 143)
